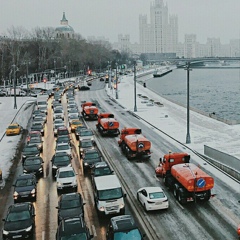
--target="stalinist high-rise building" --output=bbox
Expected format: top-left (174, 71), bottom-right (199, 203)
top-left (139, 0), bottom-right (178, 54)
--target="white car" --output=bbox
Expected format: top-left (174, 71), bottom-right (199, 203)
top-left (55, 143), bottom-right (72, 157)
top-left (137, 187), bottom-right (169, 211)
top-left (56, 166), bottom-right (78, 192)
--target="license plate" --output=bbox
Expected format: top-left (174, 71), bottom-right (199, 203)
top-left (22, 195), bottom-right (28, 198)
top-left (13, 235), bottom-right (22, 238)
top-left (156, 202), bottom-right (162, 205)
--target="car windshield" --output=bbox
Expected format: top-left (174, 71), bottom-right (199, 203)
top-left (16, 178), bottom-right (34, 187)
top-left (59, 170), bottom-right (75, 178)
top-left (58, 130), bottom-right (68, 135)
top-left (24, 159), bottom-right (41, 166)
top-left (57, 137), bottom-right (69, 143)
top-left (149, 192), bottom-right (165, 199)
top-left (98, 187), bottom-right (123, 201)
top-left (57, 145), bottom-right (70, 150)
top-left (60, 199), bottom-right (80, 209)
top-left (55, 155), bottom-right (70, 162)
top-left (80, 131), bottom-right (92, 136)
top-left (113, 229), bottom-right (142, 240)
top-left (69, 109), bottom-right (78, 113)
top-left (38, 101), bottom-right (46, 105)
top-left (6, 211), bottom-right (30, 221)
top-left (94, 167), bottom-right (112, 176)
top-left (81, 142), bottom-right (93, 148)
top-left (55, 109), bottom-right (63, 113)
top-left (72, 121), bottom-right (81, 125)
top-left (29, 139), bottom-right (41, 144)
top-left (24, 146), bottom-right (38, 152)
top-left (8, 125), bottom-right (18, 129)
top-left (85, 152), bottom-right (99, 159)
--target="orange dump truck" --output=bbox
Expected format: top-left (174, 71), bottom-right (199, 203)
top-left (96, 113), bottom-right (120, 136)
top-left (118, 128), bottom-right (151, 160)
top-left (237, 225), bottom-right (240, 239)
top-left (81, 102), bottom-right (98, 120)
top-left (155, 152), bottom-right (214, 204)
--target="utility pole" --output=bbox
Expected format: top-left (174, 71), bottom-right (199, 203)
top-left (184, 62), bottom-right (192, 144)
top-left (13, 64), bottom-right (17, 109)
top-left (134, 61), bottom-right (137, 112)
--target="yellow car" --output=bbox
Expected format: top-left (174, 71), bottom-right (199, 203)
top-left (69, 120), bottom-right (83, 132)
top-left (6, 123), bottom-right (22, 136)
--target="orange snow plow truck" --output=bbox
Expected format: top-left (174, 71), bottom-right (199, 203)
top-left (118, 128), bottom-right (151, 160)
top-left (155, 152), bottom-right (214, 204)
top-left (81, 102), bottom-right (98, 120)
top-left (237, 224), bottom-right (240, 240)
top-left (96, 113), bottom-right (120, 136)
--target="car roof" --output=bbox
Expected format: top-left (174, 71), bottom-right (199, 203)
top-left (110, 215), bottom-right (138, 231)
top-left (142, 186), bottom-right (164, 193)
top-left (94, 161), bottom-right (109, 168)
top-left (58, 166), bottom-right (74, 172)
top-left (17, 173), bottom-right (35, 179)
top-left (60, 192), bottom-right (81, 201)
top-left (9, 202), bottom-right (33, 212)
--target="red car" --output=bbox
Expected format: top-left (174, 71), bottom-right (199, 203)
top-left (27, 131), bottom-right (42, 143)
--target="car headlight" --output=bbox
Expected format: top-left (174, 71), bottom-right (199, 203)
top-left (99, 206), bottom-right (105, 212)
top-left (38, 144), bottom-right (42, 148)
top-left (25, 225), bottom-right (32, 232)
top-left (72, 179), bottom-right (77, 185)
top-left (80, 148), bottom-right (83, 151)
top-left (31, 188), bottom-right (36, 194)
top-left (57, 182), bottom-right (62, 187)
top-left (2, 229), bottom-right (9, 235)
top-left (23, 169), bottom-right (28, 173)
top-left (38, 167), bottom-right (43, 171)
top-left (22, 155), bottom-right (26, 158)
top-left (84, 162), bottom-right (88, 166)
top-left (91, 137), bottom-right (94, 141)
top-left (79, 138), bottom-right (83, 141)
top-left (13, 191), bottom-right (19, 197)
top-left (68, 163), bottom-right (72, 167)
top-left (120, 203), bottom-right (125, 209)
top-left (52, 165), bottom-right (57, 169)
top-left (35, 154), bottom-right (39, 156)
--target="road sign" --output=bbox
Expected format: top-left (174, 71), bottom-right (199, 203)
top-left (196, 178), bottom-right (206, 188)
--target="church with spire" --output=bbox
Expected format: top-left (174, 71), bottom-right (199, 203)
top-left (55, 12), bottom-right (75, 39)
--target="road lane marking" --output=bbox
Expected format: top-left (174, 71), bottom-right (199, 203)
top-left (42, 231), bottom-right (45, 240)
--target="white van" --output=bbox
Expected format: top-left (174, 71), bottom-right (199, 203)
top-left (93, 175), bottom-right (126, 216)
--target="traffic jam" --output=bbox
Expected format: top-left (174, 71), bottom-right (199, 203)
top-left (1, 77), bottom-right (239, 240)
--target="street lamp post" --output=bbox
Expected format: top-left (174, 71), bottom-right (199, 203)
top-left (115, 62), bottom-right (118, 99)
top-left (133, 61), bottom-right (137, 112)
top-left (184, 61), bottom-right (192, 144)
top-left (108, 61), bottom-right (110, 88)
top-left (25, 61), bottom-right (30, 94)
top-left (12, 64), bottom-right (17, 109)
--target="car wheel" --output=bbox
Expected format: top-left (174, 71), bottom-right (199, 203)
top-left (137, 192), bottom-right (140, 201)
top-left (144, 203), bottom-right (148, 212)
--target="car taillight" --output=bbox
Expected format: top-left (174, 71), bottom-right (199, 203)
top-left (147, 200), bottom-right (155, 204)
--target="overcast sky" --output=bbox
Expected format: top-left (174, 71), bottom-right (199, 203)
top-left (0, 0), bottom-right (239, 44)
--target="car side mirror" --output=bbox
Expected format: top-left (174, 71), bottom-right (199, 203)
top-left (123, 193), bottom-right (127, 198)
top-left (90, 234), bottom-right (94, 239)
top-left (2, 219), bottom-right (5, 222)
top-left (56, 207), bottom-right (59, 209)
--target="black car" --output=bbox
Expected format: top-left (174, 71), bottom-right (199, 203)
top-left (91, 161), bottom-right (113, 178)
top-left (28, 137), bottom-right (43, 152)
top-left (22, 144), bottom-right (40, 162)
top-left (56, 192), bottom-right (85, 224)
top-left (56, 135), bottom-right (71, 145)
top-left (56, 217), bottom-right (93, 240)
top-left (2, 202), bottom-right (35, 240)
top-left (79, 139), bottom-right (95, 158)
top-left (79, 86), bottom-right (90, 91)
top-left (82, 149), bottom-right (102, 173)
top-left (51, 152), bottom-right (72, 176)
top-left (23, 156), bottom-right (44, 177)
top-left (13, 174), bottom-right (37, 203)
top-left (106, 215), bottom-right (145, 240)
top-left (30, 123), bottom-right (45, 136)
top-left (75, 126), bottom-right (89, 140)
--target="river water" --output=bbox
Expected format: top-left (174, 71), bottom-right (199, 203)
top-left (146, 67), bottom-right (240, 123)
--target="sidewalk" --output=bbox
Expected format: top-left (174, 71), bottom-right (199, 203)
top-left (106, 72), bottom-right (240, 168)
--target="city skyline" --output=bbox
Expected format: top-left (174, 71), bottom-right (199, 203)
top-left (0, 0), bottom-right (239, 44)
